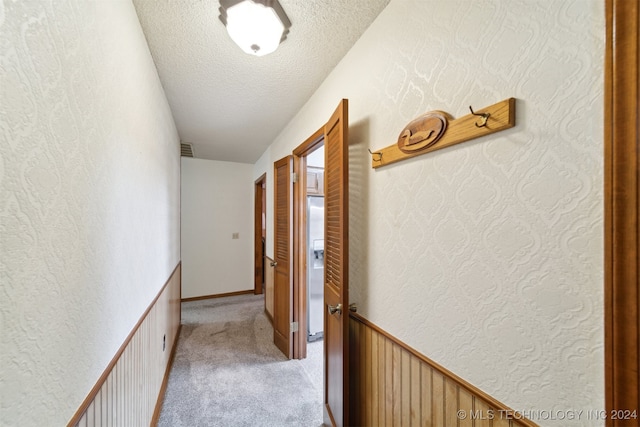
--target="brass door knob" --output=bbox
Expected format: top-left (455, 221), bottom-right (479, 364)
top-left (328, 304), bottom-right (342, 315)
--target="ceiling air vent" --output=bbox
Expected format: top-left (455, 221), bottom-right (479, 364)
top-left (180, 143), bottom-right (194, 157)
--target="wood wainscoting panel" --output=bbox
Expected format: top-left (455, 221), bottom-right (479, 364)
top-left (68, 263), bottom-right (181, 427)
top-left (350, 313), bottom-right (538, 427)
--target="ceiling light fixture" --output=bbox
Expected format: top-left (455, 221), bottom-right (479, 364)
top-left (219, 0), bottom-right (292, 57)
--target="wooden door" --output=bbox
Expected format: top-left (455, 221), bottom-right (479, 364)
top-left (323, 99), bottom-right (349, 427)
top-left (273, 156), bottom-right (293, 358)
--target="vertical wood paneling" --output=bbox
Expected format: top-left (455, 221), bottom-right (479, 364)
top-left (494, 411), bottom-right (511, 427)
top-left (410, 355), bottom-right (420, 426)
top-left (101, 385), bottom-right (106, 426)
top-left (86, 403), bottom-right (94, 427)
top-left (106, 374), bottom-right (112, 426)
top-left (392, 343), bottom-right (402, 425)
top-left (356, 321), bottom-right (362, 424)
top-left (359, 324), bottom-right (372, 423)
top-left (94, 390), bottom-right (101, 427)
top-left (104, 384), bottom-right (109, 426)
top-left (349, 313), bottom-right (539, 427)
top-left (476, 400), bottom-right (492, 427)
top-left (401, 350), bottom-right (411, 427)
top-left (115, 363), bottom-right (120, 425)
top-left (385, 338), bottom-right (393, 427)
top-left (378, 335), bottom-right (386, 424)
top-left (69, 264), bottom-right (181, 427)
top-left (432, 370), bottom-right (445, 427)
top-left (445, 379), bottom-right (458, 427)
top-left (420, 363), bottom-right (432, 426)
top-left (348, 313), bottom-right (360, 426)
top-left (360, 322), bottom-right (367, 425)
top-left (459, 388), bottom-right (473, 427)
top-left (364, 327), bottom-right (372, 427)
top-left (370, 331), bottom-right (378, 427)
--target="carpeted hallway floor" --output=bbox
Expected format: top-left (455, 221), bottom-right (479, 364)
top-left (158, 293), bottom-right (324, 427)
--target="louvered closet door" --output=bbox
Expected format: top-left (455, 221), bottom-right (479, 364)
top-left (323, 99), bottom-right (349, 427)
top-left (273, 156), bottom-right (293, 358)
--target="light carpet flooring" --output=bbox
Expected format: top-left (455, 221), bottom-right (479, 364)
top-left (158, 294), bottom-right (324, 427)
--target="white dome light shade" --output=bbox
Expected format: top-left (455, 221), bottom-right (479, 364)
top-left (222, 0), bottom-right (289, 57)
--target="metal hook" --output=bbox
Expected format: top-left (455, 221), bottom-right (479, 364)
top-left (469, 105), bottom-right (490, 128)
top-left (368, 148), bottom-right (382, 162)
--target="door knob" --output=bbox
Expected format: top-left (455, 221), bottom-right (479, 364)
top-left (270, 260), bottom-right (277, 267)
top-left (349, 303), bottom-right (357, 313)
top-left (328, 303), bottom-right (342, 315)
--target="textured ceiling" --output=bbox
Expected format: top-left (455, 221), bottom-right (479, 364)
top-left (133, 0), bottom-right (390, 163)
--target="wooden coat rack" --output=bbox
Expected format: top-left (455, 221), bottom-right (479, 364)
top-left (370, 98), bottom-right (516, 169)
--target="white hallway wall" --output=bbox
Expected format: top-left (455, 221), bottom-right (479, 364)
top-left (181, 157), bottom-right (254, 298)
top-left (254, 0), bottom-right (604, 425)
top-left (0, 0), bottom-right (181, 425)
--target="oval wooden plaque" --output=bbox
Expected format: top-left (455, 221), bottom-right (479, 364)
top-left (397, 112), bottom-right (448, 153)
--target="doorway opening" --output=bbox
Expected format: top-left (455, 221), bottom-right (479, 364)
top-left (305, 146), bottom-right (325, 344)
top-left (292, 128), bottom-right (325, 360)
top-left (254, 174), bottom-right (266, 297)
top-left (290, 130), bottom-right (326, 418)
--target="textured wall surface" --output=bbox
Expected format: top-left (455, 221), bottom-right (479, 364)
top-left (0, 1), bottom-right (180, 424)
top-left (181, 158), bottom-right (254, 298)
top-left (258, 0), bottom-right (604, 425)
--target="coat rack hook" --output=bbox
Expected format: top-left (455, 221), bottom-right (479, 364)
top-left (368, 148), bottom-right (382, 162)
top-left (469, 105), bottom-right (490, 128)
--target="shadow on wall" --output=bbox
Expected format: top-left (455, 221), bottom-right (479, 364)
top-left (349, 117), bottom-right (371, 312)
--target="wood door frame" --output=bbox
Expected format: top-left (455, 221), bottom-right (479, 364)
top-left (604, 0), bottom-right (639, 423)
top-left (292, 127), bottom-right (326, 360)
top-left (254, 173), bottom-right (266, 295)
